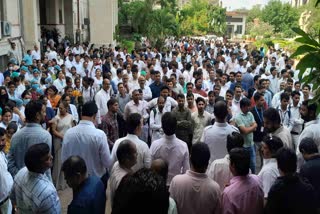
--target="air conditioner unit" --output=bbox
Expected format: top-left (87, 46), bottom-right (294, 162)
top-left (1, 21), bottom-right (12, 37)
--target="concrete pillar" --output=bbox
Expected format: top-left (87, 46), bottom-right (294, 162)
top-left (89, 0), bottom-right (115, 46)
top-left (64, 0), bottom-right (74, 41)
top-left (46, 0), bottom-right (59, 24)
top-left (21, 0), bottom-right (39, 50)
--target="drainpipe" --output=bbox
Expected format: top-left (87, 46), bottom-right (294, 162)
top-left (18, 0), bottom-right (25, 56)
top-left (75, 0), bottom-right (81, 43)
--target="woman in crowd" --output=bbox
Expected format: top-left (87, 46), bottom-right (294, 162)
top-left (51, 100), bottom-right (74, 190)
top-left (0, 107), bottom-right (13, 129)
top-left (4, 121), bottom-right (18, 154)
top-left (46, 85), bottom-right (61, 111)
top-left (93, 68), bottom-right (103, 91)
top-left (59, 94), bottom-right (79, 124)
top-left (0, 86), bottom-right (9, 109)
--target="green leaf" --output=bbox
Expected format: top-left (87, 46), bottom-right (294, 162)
top-left (316, 0), bottom-right (320, 7)
top-left (290, 45), bottom-right (318, 58)
top-left (301, 73), bottom-right (312, 84)
top-left (292, 28), bottom-right (320, 47)
top-left (297, 53), bottom-right (320, 79)
top-left (292, 27), bottom-right (309, 37)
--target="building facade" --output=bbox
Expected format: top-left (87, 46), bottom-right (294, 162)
top-left (0, 0), bottom-right (117, 70)
top-left (291, 0), bottom-right (309, 7)
top-left (226, 11), bottom-right (247, 39)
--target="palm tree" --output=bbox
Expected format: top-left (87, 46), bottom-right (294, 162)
top-left (147, 9), bottom-right (177, 49)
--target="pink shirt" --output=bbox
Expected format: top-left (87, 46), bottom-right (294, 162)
top-left (150, 134), bottom-right (190, 185)
top-left (222, 175), bottom-right (264, 214)
top-left (169, 170), bottom-right (221, 214)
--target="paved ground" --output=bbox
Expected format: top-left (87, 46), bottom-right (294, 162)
top-left (58, 148), bottom-right (263, 214)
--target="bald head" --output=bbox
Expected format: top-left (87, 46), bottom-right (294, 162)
top-left (151, 159), bottom-right (168, 181)
top-left (62, 155), bottom-right (87, 177)
top-left (138, 75), bottom-right (145, 81)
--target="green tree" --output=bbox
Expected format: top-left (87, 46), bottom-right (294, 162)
top-left (208, 5), bottom-right (226, 36)
top-left (118, 1), bottom-right (145, 26)
top-left (117, 0), bottom-right (179, 49)
top-left (147, 9), bottom-right (178, 49)
top-left (178, 0), bottom-right (226, 36)
top-left (247, 21), bottom-right (274, 38)
top-left (155, 0), bottom-right (177, 11)
top-left (261, 0), bottom-right (299, 37)
top-left (246, 5), bottom-right (262, 23)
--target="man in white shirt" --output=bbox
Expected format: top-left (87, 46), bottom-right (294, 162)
top-left (0, 128), bottom-right (13, 214)
top-left (207, 132), bottom-right (244, 191)
top-left (72, 43), bottom-right (84, 55)
top-left (296, 100), bottom-right (320, 168)
top-left (148, 86), bottom-right (178, 113)
top-left (258, 135), bottom-right (283, 200)
top-left (109, 140), bottom-right (137, 205)
top-left (95, 78), bottom-right (112, 124)
top-left (112, 68), bottom-right (123, 94)
top-left (133, 55), bottom-right (145, 72)
top-left (226, 53), bottom-right (238, 75)
top-left (124, 90), bottom-right (149, 121)
top-left (219, 74), bottom-right (229, 98)
top-left (81, 77), bottom-right (96, 104)
top-left (111, 113), bottom-right (151, 172)
top-left (134, 76), bottom-right (152, 101)
top-left (53, 71), bottom-right (66, 93)
top-left (277, 92), bottom-right (293, 131)
top-left (65, 54), bottom-right (74, 73)
top-left (149, 96), bottom-right (166, 142)
top-left (62, 101), bottom-right (111, 178)
top-left (129, 67), bottom-right (139, 89)
top-left (46, 48), bottom-right (58, 61)
top-left (151, 112), bottom-right (190, 186)
top-left (290, 91), bottom-right (302, 147)
top-left (31, 45), bottom-right (41, 60)
top-left (232, 85), bottom-right (245, 116)
top-left (72, 55), bottom-right (84, 74)
top-left (201, 101), bottom-right (239, 164)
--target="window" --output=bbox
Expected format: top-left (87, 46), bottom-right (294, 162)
top-left (235, 25), bottom-right (243, 34)
top-left (226, 17), bottom-right (243, 23)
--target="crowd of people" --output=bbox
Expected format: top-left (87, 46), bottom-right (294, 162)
top-left (0, 37), bottom-right (320, 214)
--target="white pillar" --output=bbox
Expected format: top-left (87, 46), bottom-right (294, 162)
top-left (21, 0), bottom-right (39, 50)
top-left (89, 0), bottom-right (116, 46)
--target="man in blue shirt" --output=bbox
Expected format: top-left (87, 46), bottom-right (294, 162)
top-left (62, 156), bottom-right (106, 214)
top-left (149, 70), bottom-right (164, 98)
top-left (22, 50), bottom-right (33, 66)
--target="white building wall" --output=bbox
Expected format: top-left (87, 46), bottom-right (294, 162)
top-left (227, 15), bottom-right (246, 38)
top-left (0, 0), bottom-right (23, 70)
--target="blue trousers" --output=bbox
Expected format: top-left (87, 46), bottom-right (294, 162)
top-left (244, 145), bottom-right (256, 174)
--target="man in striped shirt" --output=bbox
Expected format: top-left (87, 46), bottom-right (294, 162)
top-left (11, 143), bottom-right (61, 213)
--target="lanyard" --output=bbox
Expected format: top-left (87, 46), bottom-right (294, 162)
top-left (278, 107), bottom-right (288, 124)
top-left (255, 107), bottom-right (263, 123)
